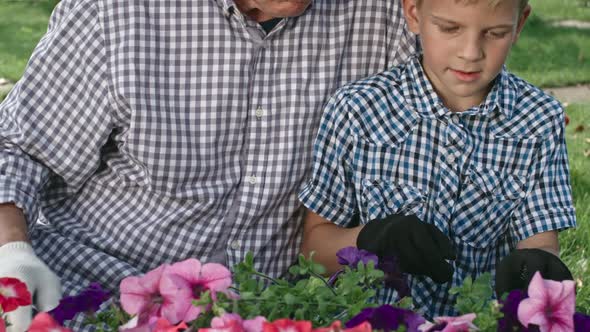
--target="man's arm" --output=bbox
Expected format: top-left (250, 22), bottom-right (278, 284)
top-left (0, 203), bottom-right (29, 246)
top-left (300, 209), bottom-right (362, 275)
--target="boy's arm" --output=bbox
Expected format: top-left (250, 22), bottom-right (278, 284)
top-left (301, 209), bottom-right (362, 275)
top-left (496, 107), bottom-right (575, 297)
top-left (301, 209), bottom-right (457, 283)
top-left (516, 230), bottom-right (559, 256)
top-left (496, 230), bottom-right (571, 297)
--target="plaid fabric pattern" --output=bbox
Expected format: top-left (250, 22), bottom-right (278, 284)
top-left (299, 56), bottom-right (576, 318)
top-left (0, 0), bottom-right (416, 327)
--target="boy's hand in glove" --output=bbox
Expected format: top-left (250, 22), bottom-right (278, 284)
top-left (495, 248), bottom-right (573, 297)
top-left (356, 214), bottom-right (456, 283)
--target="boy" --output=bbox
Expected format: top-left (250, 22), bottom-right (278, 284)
top-left (298, 0), bottom-right (576, 318)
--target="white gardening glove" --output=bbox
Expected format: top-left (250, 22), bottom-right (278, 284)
top-left (0, 241), bottom-right (61, 332)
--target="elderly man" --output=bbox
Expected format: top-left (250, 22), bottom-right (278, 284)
top-left (0, 0), bottom-right (416, 329)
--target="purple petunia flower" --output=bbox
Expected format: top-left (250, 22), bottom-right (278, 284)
top-left (336, 246), bottom-right (379, 267)
top-left (575, 312), bottom-right (590, 332)
top-left (377, 255), bottom-right (410, 299)
top-left (329, 247), bottom-right (379, 287)
top-left (345, 304), bottom-right (425, 332)
top-left (497, 289), bottom-right (527, 332)
top-left (49, 283), bottom-right (110, 324)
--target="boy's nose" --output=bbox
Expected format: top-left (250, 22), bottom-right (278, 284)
top-left (458, 35), bottom-right (484, 62)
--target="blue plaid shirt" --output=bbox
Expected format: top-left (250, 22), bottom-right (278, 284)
top-left (299, 56), bottom-right (576, 318)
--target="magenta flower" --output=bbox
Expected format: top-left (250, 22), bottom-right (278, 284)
top-left (198, 313), bottom-right (266, 332)
top-left (28, 312), bottom-right (73, 332)
top-left (0, 277), bottom-right (32, 312)
top-left (419, 313), bottom-right (477, 332)
top-left (312, 320), bottom-right (373, 332)
top-left (120, 264), bottom-right (173, 324)
top-left (119, 316), bottom-right (188, 332)
top-left (517, 271), bottom-right (576, 332)
top-left (160, 258), bottom-right (232, 323)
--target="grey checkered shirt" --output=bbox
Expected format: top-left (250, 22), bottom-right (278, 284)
top-left (299, 56), bottom-right (576, 318)
top-left (0, 0), bottom-right (416, 318)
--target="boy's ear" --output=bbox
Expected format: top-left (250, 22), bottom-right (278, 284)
top-left (512, 4), bottom-right (532, 44)
top-left (402, 0), bottom-right (421, 34)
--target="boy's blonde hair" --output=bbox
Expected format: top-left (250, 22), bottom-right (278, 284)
top-left (415, 0), bottom-right (529, 14)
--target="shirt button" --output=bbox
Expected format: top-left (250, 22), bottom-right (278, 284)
top-left (230, 240), bottom-right (241, 250)
top-left (447, 154), bottom-right (456, 163)
top-left (255, 106), bottom-right (264, 118)
top-left (248, 175), bottom-right (257, 184)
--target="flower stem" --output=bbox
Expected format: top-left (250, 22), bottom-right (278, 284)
top-left (252, 271), bottom-right (280, 284)
top-left (309, 271), bottom-right (337, 296)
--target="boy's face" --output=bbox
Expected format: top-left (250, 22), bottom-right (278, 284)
top-left (403, 0), bottom-right (530, 111)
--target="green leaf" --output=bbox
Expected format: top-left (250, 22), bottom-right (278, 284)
top-left (284, 293), bottom-right (298, 305)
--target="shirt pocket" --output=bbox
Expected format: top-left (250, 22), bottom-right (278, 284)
top-left (360, 179), bottom-right (427, 222)
top-left (451, 164), bottom-right (528, 249)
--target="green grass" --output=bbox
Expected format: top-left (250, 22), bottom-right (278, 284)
top-left (532, 0), bottom-right (590, 22)
top-left (561, 104), bottom-right (590, 313)
top-left (0, 0), bottom-right (53, 82)
top-left (507, 14), bottom-right (590, 87)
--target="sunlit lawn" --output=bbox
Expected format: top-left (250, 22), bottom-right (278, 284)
top-left (507, 14), bottom-right (590, 87)
top-left (532, 0), bottom-right (590, 22)
top-left (561, 104), bottom-right (590, 313)
top-left (0, 0), bottom-right (54, 82)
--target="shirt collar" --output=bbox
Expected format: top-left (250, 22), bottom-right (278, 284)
top-left (215, 0), bottom-right (313, 21)
top-left (216, 0), bottom-right (237, 17)
top-left (402, 55), bottom-right (519, 119)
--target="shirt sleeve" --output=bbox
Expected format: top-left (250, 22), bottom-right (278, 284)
top-left (298, 89), bottom-right (358, 227)
top-left (510, 109), bottom-right (576, 242)
top-left (0, 0), bottom-right (113, 229)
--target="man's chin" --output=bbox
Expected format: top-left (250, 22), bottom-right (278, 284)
top-left (273, 1), bottom-right (312, 18)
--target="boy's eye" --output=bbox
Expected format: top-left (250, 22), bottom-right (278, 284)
top-left (439, 26), bottom-right (459, 34)
top-left (487, 30), bottom-right (509, 39)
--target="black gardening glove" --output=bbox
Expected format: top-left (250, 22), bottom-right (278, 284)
top-left (356, 214), bottom-right (456, 284)
top-left (495, 248), bottom-right (573, 298)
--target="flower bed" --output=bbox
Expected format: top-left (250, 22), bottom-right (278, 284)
top-left (1, 247), bottom-right (589, 332)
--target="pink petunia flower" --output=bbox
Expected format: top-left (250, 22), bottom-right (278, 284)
top-left (419, 313), bottom-right (478, 332)
top-left (153, 318), bottom-right (188, 332)
top-left (0, 277), bottom-right (32, 313)
top-left (1, 317), bottom-right (5, 332)
top-left (263, 319), bottom-right (313, 332)
top-left (120, 264), bottom-right (173, 324)
top-left (28, 312), bottom-right (73, 332)
top-left (312, 320), bottom-right (373, 332)
top-left (198, 313), bottom-right (267, 332)
top-left (160, 259), bottom-right (232, 323)
top-left (517, 271), bottom-right (576, 332)
top-left (119, 316), bottom-right (188, 332)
